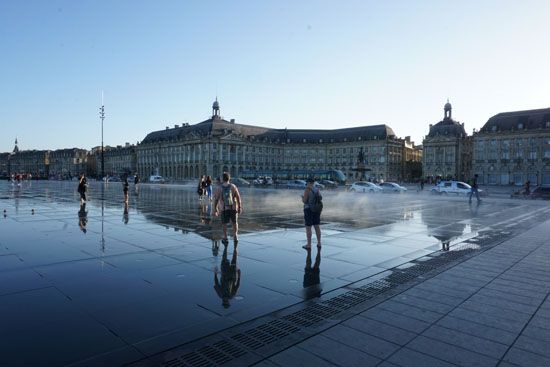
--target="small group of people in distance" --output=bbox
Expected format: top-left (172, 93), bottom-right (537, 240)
top-left (197, 175), bottom-right (213, 201)
top-left (75, 171), bottom-right (323, 253)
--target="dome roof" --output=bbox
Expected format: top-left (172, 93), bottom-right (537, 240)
top-left (428, 119), bottom-right (466, 138)
top-left (212, 99), bottom-right (219, 109)
top-left (444, 101), bottom-right (452, 110)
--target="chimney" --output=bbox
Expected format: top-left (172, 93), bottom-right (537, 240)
top-left (165, 126), bottom-right (169, 130)
top-left (405, 136), bottom-right (411, 142)
top-left (125, 142), bottom-right (130, 147)
top-left (174, 124), bottom-right (179, 128)
top-left (230, 119), bottom-right (235, 124)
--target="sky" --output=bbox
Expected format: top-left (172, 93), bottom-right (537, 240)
top-left (1, 0), bottom-right (549, 152)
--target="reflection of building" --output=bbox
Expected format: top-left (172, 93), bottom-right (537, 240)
top-left (423, 101), bottom-right (472, 181)
top-left (48, 148), bottom-right (88, 179)
top-left (137, 100), bottom-right (421, 182)
top-left (0, 152), bottom-right (9, 178)
top-left (95, 143), bottom-right (137, 177)
top-left (473, 108), bottom-right (550, 186)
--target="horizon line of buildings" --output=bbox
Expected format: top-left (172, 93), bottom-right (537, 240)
top-left (1, 100), bottom-right (549, 186)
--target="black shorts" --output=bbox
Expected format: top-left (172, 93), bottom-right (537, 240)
top-left (304, 208), bottom-right (320, 226)
top-left (221, 209), bottom-right (238, 224)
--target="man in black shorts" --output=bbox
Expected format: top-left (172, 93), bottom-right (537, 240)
top-left (214, 172), bottom-right (243, 245)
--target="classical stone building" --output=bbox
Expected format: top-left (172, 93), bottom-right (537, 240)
top-left (473, 107), bottom-right (550, 186)
top-left (0, 152), bottom-right (9, 178)
top-left (48, 148), bottom-right (88, 179)
top-left (96, 143), bottom-right (137, 178)
top-left (9, 150), bottom-right (50, 178)
top-left (136, 100), bottom-right (421, 182)
top-left (422, 101), bottom-right (472, 181)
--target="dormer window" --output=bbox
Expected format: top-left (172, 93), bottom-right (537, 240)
top-left (546, 121), bottom-right (550, 128)
top-left (492, 125), bottom-right (497, 132)
top-left (303, 139), bottom-right (306, 143)
top-left (518, 123), bottom-right (523, 129)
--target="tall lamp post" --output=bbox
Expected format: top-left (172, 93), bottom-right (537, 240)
top-left (100, 103), bottom-right (105, 180)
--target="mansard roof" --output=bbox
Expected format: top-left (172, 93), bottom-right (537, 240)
top-left (427, 117), bottom-right (467, 138)
top-left (141, 116), bottom-right (396, 145)
top-left (479, 107), bottom-right (550, 133)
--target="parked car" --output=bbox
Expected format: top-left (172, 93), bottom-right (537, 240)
top-left (253, 176), bottom-right (273, 185)
top-left (319, 179), bottom-right (338, 189)
top-left (349, 181), bottom-right (382, 193)
top-left (430, 181), bottom-right (485, 196)
top-left (313, 182), bottom-right (325, 189)
top-left (287, 179), bottom-right (307, 189)
top-left (530, 186), bottom-right (550, 200)
top-left (379, 182), bottom-right (407, 192)
top-left (231, 177), bottom-right (251, 188)
top-left (149, 175), bottom-right (165, 183)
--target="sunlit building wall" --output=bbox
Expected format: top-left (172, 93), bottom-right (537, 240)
top-left (473, 108), bottom-right (550, 186)
top-left (422, 102), bottom-right (472, 181)
top-left (136, 101), bottom-right (421, 182)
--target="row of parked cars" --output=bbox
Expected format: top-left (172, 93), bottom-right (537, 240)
top-left (348, 181), bottom-right (408, 193)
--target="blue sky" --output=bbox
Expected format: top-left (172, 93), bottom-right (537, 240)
top-left (1, 0), bottom-right (549, 152)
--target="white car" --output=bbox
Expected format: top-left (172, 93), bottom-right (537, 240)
top-left (379, 182), bottom-right (407, 192)
top-left (349, 181), bottom-right (383, 193)
top-left (431, 181), bottom-right (475, 195)
top-left (149, 175), bottom-right (165, 183)
top-left (253, 176), bottom-right (273, 185)
top-left (286, 179), bottom-right (306, 189)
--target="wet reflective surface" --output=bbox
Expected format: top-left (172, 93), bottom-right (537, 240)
top-left (1, 181), bottom-right (548, 366)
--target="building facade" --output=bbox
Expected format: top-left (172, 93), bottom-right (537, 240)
top-left (136, 101), bottom-right (421, 182)
top-left (473, 108), bottom-right (550, 186)
top-left (422, 101), bottom-right (472, 181)
top-left (96, 144), bottom-right (137, 178)
top-left (48, 148), bottom-right (88, 179)
top-left (0, 152), bottom-right (9, 178)
top-left (9, 150), bottom-right (50, 178)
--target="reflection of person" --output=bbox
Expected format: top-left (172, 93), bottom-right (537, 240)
top-left (214, 244), bottom-right (241, 308)
top-left (469, 174), bottom-right (481, 204)
top-left (303, 247), bottom-right (322, 299)
top-left (302, 178), bottom-right (321, 249)
top-left (77, 174), bottom-right (87, 204)
top-left (212, 240), bottom-right (220, 256)
top-left (123, 202), bottom-right (129, 224)
top-left (78, 203), bottom-right (88, 233)
top-left (214, 172), bottom-right (243, 244)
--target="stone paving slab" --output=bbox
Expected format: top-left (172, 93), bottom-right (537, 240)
top-left (261, 218), bottom-right (550, 367)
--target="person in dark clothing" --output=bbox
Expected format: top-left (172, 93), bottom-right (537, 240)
top-left (123, 177), bottom-right (129, 203)
top-left (77, 174), bottom-right (87, 204)
top-left (469, 174), bottom-right (481, 204)
top-left (134, 174), bottom-right (140, 195)
top-left (525, 180), bottom-right (531, 196)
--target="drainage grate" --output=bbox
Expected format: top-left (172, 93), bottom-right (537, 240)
top-left (230, 333), bottom-right (263, 350)
top-left (150, 221), bottom-right (543, 367)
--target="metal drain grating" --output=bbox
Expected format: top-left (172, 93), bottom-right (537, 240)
top-left (212, 340), bottom-right (247, 359)
top-left (197, 346), bottom-right (232, 365)
top-left (230, 333), bottom-right (263, 350)
top-left (152, 221), bottom-right (543, 367)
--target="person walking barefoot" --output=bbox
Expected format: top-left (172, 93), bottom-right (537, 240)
top-left (302, 177), bottom-right (321, 249)
top-left (213, 172), bottom-right (243, 245)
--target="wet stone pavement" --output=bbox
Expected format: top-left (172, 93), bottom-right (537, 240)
top-left (1, 181), bottom-right (549, 366)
